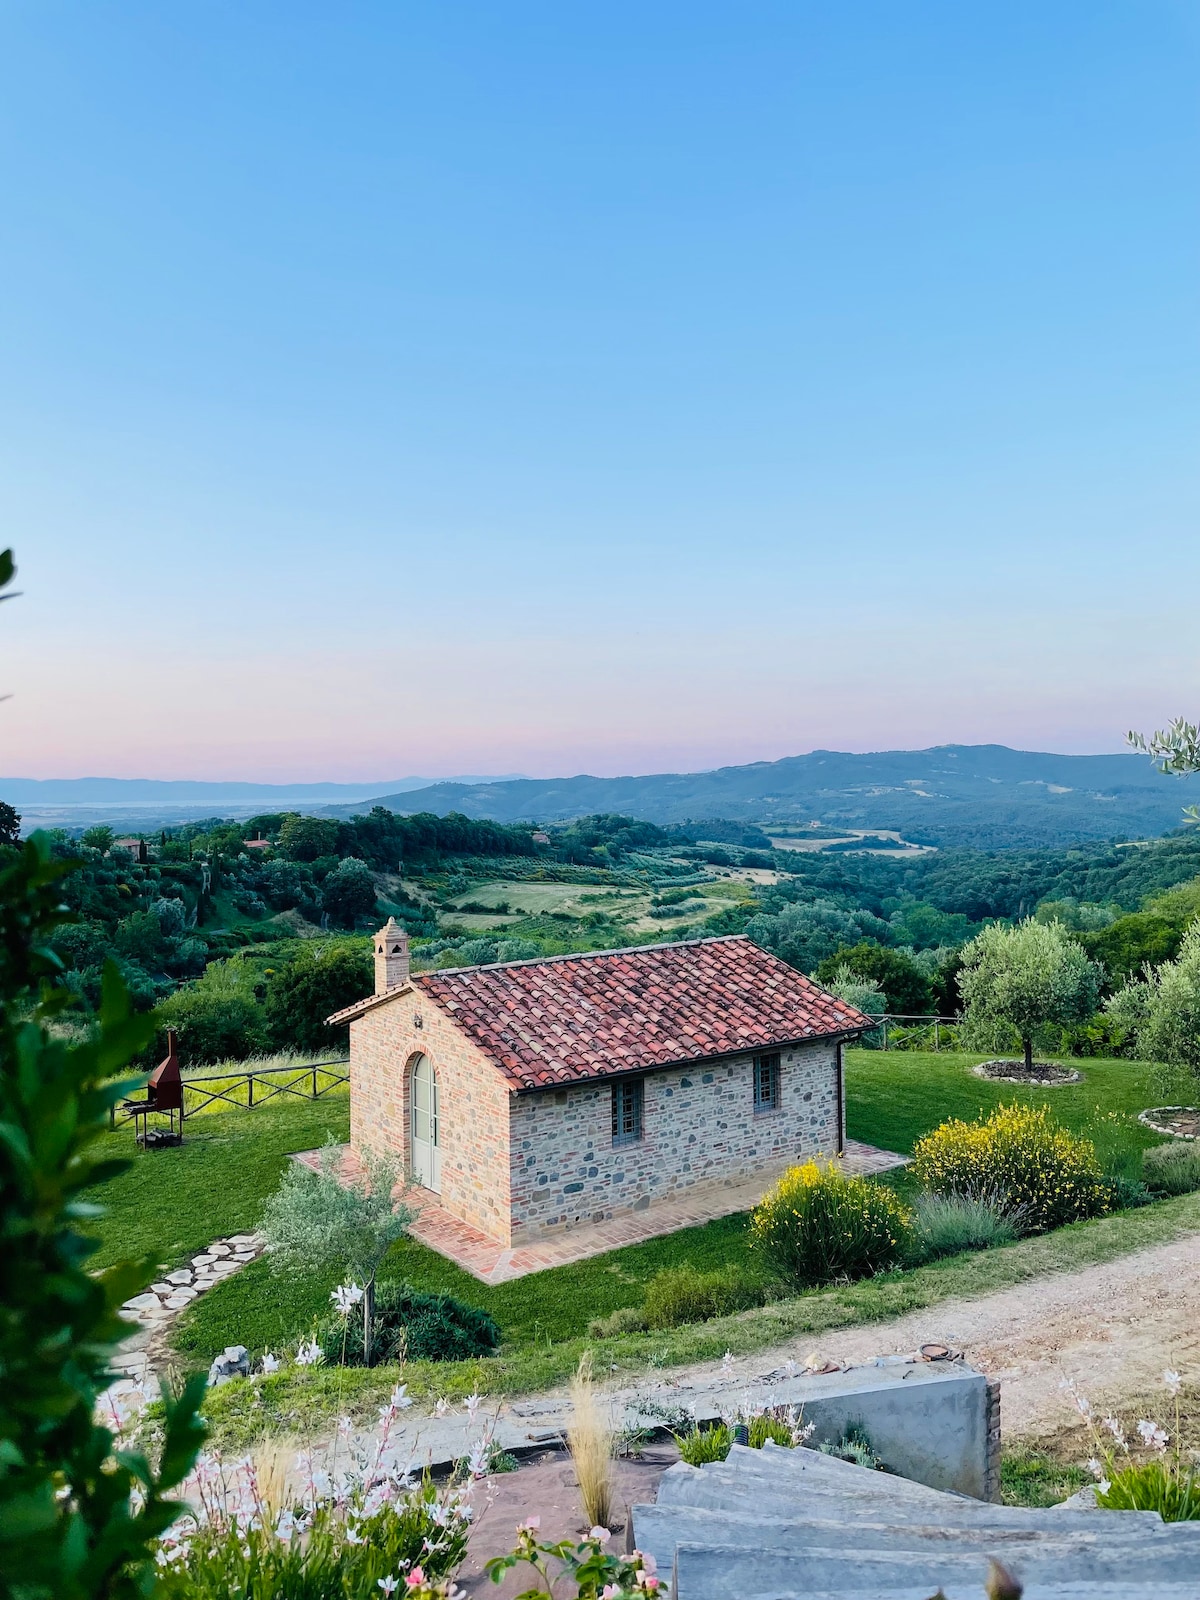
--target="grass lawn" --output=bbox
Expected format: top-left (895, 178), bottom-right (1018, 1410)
top-left (83, 1047), bottom-right (1197, 1445)
top-left (85, 1093), bottom-right (350, 1272)
top-left (846, 1049), bottom-right (1166, 1166)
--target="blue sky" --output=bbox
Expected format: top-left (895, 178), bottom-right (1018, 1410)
top-left (2, 3), bottom-right (1197, 780)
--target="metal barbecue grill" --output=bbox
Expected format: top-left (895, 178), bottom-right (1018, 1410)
top-left (121, 1028), bottom-right (185, 1146)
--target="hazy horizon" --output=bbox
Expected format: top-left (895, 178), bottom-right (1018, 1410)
top-left (0, 740), bottom-right (1171, 789)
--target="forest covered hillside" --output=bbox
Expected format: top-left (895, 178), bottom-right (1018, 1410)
top-left (26, 797), bottom-right (1200, 1069)
top-left (344, 745), bottom-right (1200, 850)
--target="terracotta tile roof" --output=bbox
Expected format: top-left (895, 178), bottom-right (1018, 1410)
top-left (407, 935), bottom-right (869, 1091)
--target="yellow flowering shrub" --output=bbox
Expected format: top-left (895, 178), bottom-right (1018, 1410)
top-left (910, 1102), bottom-right (1107, 1233)
top-left (749, 1160), bottom-right (912, 1288)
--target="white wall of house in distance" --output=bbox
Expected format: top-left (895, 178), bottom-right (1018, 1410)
top-left (348, 990), bottom-right (514, 1243)
top-left (507, 1041), bottom-right (840, 1243)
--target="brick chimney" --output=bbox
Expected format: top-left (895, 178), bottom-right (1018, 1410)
top-left (374, 917), bottom-right (410, 994)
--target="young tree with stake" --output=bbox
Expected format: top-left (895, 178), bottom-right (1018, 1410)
top-left (260, 1142), bottom-right (413, 1365)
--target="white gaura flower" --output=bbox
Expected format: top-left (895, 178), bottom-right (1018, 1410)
top-left (463, 1392), bottom-right (481, 1419)
top-left (1164, 1369), bottom-right (1182, 1395)
top-left (1137, 1419), bottom-right (1169, 1450)
top-left (1059, 1377), bottom-right (1092, 1421)
top-left (1087, 1457), bottom-right (1105, 1481)
top-left (331, 1281), bottom-right (365, 1317)
top-left (260, 1352), bottom-right (281, 1375)
top-left (378, 1576), bottom-right (400, 1596)
top-left (1098, 1477), bottom-right (1111, 1494)
top-left (434, 1397), bottom-right (451, 1418)
top-left (295, 1340), bottom-right (325, 1368)
top-left (1103, 1416), bottom-right (1126, 1448)
top-left (390, 1383), bottom-right (413, 1411)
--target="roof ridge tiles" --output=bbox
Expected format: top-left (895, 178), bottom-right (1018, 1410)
top-left (411, 932), bottom-right (747, 982)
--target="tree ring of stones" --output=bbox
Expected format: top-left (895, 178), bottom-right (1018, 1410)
top-left (1138, 1106), bottom-right (1200, 1141)
top-left (970, 1060), bottom-right (1082, 1086)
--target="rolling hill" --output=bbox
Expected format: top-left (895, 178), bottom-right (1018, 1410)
top-left (341, 745), bottom-right (1200, 851)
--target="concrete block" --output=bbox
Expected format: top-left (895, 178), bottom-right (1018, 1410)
top-left (672, 1540), bottom-right (1200, 1600)
top-left (749, 1361), bottom-right (994, 1498)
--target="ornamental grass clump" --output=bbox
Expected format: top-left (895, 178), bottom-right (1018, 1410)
top-left (905, 1190), bottom-right (1022, 1264)
top-left (1143, 1139), bottom-right (1200, 1197)
top-left (642, 1262), bottom-right (772, 1329)
top-left (910, 1103), bottom-right (1107, 1234)
top-left (749, 1159), bottom-right (912, 1288)
top-left (567, 1354), bottom-right (616, 1532)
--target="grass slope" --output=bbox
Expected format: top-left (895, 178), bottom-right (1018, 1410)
top-left (86, 1094), bottom-right (350, 1272)
top-left (199, 1189), bottom-right (1200, 1447)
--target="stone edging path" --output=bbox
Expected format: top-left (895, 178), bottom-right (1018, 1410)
top-left (108, 1233), bottom-right (267, 1409)
top-left (119, 1232), bottom-right (266, 1329)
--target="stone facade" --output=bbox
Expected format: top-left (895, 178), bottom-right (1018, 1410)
top-left (351, 997), bottom-right (844, 1247)
top-left (349, 986), bottom-right (514, 1243)
top-left (507, 1041), bottom-right (841, 1242)
top-left (345, 923), bottom-right (852, 1250)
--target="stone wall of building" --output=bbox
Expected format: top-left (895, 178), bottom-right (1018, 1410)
top-left (507, 1041), bottom-right (839, 1242)
top-left (349, 990), bottom-right (514, 1244)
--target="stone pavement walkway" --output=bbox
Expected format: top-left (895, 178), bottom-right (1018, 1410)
top-left (293, 1140), bottom-right (907, 1285)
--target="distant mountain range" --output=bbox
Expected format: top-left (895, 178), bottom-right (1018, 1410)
top-left (335, 746), bottom-right (1200, 851)
top-left (12, 748), bottom-right (1200, 851)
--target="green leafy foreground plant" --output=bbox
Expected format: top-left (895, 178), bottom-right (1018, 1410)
top-left (0, 821), bottom-right (207, 1597)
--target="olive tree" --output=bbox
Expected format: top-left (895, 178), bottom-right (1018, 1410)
top-left (1128, 716), bottom-right (1200, 825)
top-left (958, 918), bottom-right (1102, 1070)
top-left (260, 1142), bottom-right (414, 1365)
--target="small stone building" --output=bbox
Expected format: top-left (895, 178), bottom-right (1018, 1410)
top-left (333, 922), bottom-right (868, 1247)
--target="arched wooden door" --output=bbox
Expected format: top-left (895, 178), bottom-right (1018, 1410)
top-left (410, 1054), bottom-right (441, 1193)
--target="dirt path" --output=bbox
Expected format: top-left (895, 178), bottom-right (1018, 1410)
top-left (700, 1233), bottom-right (1200, 1443)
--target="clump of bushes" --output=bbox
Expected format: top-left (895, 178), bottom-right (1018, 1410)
top-left (905, 1190), bottom-right (1022, 1264)
top-left (587, 1304), bottom-right (650, 1338)
top-left (1143, 1141), bottom-right (1200, 1197)
top-left (320, 1283), bottom-right (499, 1366)
top-left (749, 1160), bottom-right (912, 1288)
top-left (910, 1103), bottom-right (1108, 1233)
top-left (674, 1410), bottom-right (800, 1466)
top-left (643, 1264), bottom-right (773, 1329)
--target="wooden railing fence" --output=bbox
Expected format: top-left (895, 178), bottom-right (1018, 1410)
top-left (110, 1059), bottom-right (350, 1128)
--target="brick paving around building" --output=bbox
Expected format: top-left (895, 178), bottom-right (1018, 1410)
top-left (291, 1138), bottom-right (907, 1285)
